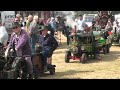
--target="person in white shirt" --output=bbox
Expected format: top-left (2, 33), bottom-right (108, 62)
top-left (0, 21), bottom-right (8, 47)
top-left (76, 15), bottom-right (86, 33)
top-left (105, 21), bottom-right (113, 31)
top-left (112, 21), bottom-right (120, 34)
top-left (113, 20), bottom-right (118, 27)
top-left (116, 22), bottom-right (120, 32)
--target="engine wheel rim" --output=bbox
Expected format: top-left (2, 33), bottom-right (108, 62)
top-left (4, 47), bottom-right (11, 62)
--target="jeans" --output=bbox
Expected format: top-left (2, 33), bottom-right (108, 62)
top-left (30, 38), bottom-right (36, 54)
top-left (30, 35), bottom-right (38, 55)
top-left (42, 47), bottom-right (53, 66)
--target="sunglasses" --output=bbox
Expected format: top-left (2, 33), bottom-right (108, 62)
top-left (12, 27), bottom-right (18, 29)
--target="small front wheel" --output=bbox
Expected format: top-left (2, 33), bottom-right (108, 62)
top-left (81, 53), bottom-right (87, 64)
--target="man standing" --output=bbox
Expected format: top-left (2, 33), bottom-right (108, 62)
top-left (105, 21), bottom-right (113, 31)
top-left (64, 26), bottom-right (70, 45)
top-left (15, 14), bottom-right (24, 27)
top-left (39, 26), bottom-right (58, 71)
top-left (112, 21), bottom-right (120, 36)
top-left (16, 14), bottom-right (21, 21)
top-left (25, 15), bottom-right (33, 34)
top-left (29, 15), bottom-right (39, 55)
top-left (8, 22), bottom-right (33, 79)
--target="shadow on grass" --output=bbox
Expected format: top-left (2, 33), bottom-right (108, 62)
top-left (109, 50), bottom-right (120, 55)
top-left (39, 70), bottom-right (94, 78)
top-left (86, 50), bottom-right (120, 64)
top-left (102, 50), bottom-right (120, 61)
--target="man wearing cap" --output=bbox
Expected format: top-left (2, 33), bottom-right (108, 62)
top-left (39, 25), bottom-right (58, 71)
top-left (8, 22), bottom-right (33, 79)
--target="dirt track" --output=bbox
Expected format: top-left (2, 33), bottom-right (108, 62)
top-left (39, 34), bottom-right (120, 79)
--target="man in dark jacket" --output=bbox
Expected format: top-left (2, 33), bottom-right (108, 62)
top-left (39, 25), bottom-right (58, 71)
top-left (8, 22), bottom-right (33, 79)
top-left (64, 26), bottom-right (71, 45)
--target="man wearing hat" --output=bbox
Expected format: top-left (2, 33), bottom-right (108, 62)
top-left (39, 25), bottom-right (58, 71)
top-left (8, 22), bottom-right (33, 79)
